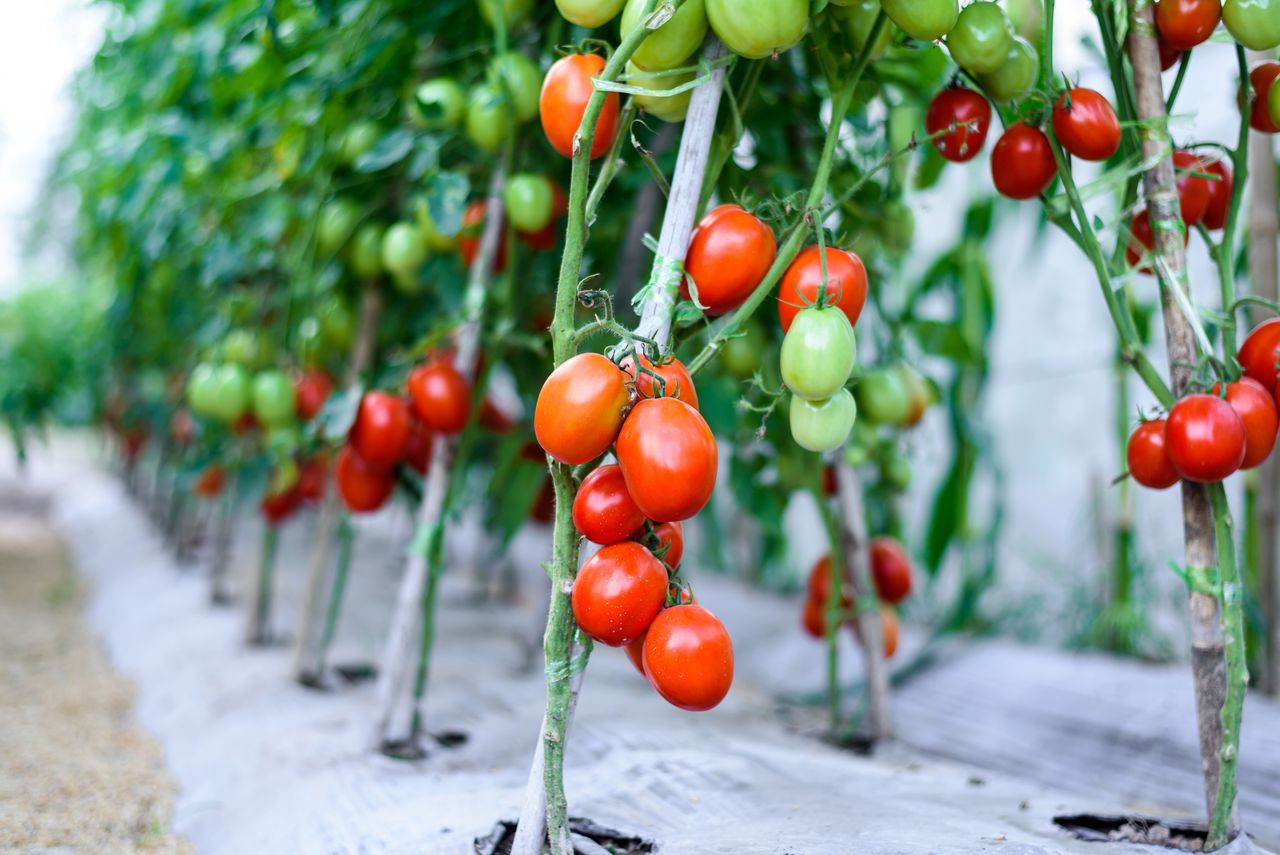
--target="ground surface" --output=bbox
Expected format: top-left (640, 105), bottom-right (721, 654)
top-left (0, 490), bottom-right (188, 853)
top-left (3, 440), bottom-right (1276, 855)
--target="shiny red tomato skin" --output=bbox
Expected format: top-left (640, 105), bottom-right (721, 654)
top-left (1247, 63), bottom-right (1280, 134)
top-left (1173, 150), bottom-right (1210, 226)
top-left (642, 604), bottom-right (734, 712)
top-left (869, 537), bottom-right (913, 605)
top-left (925, 87), bottom-right (993, 163)
top-left (407, 360), bottom-right (471, 435)
top-left (1052, 88), bottom-right (1121, 162)
top-left (624, 634), bottom-right (647, 674)
top-left (405, 414), bottom-right (434, 475)
top-left (458, 201), bottom-right (509, 273)
top-left (294, 370), bottom-right (333, 421)
top-left (535, 353), bottom-right (632, 465)
top-left (1215, 381), bottom-right (1280, 469)
top-left (1158, 35), bottom-right (1183, 71)
top-left (1155, 0), bottom-right (1221, 49)
top-left (540, 54), bottom-right (619, 160)
top-left (1201, 159), bottom-right (1233, 231)
top-left (777, 246), bottom-right (868, 333)
top-left (620, 353), bottom-right (699, 410)
top-left (1165, 394), bottom-right (1247, 482)
top-left (616, 397), bottom-right (718, 523)
top-left (297, 455), bottom-right (329, 503)
top-left (682, 204), bottom-right (778, 315)
top-left (335, 445), bottom-right (396, 513)
top-left (990, 122), bottom-right (1057, 200)
top-left (1238, 318), bottom-right (1280, 392)
top-left (572, 464), bottom-right (646, 545)
top-left (1125, 209), bottom-right (1190, 273)
top-left (806, 554), bottom-right (850, 605)
top-left (802, 597), bottom-right (827, 638)
top-left (571, 542), bottom-right (668, 646)
top-left (261, 485), bottom-right (301, 524)
top-left (349, 391), bottom-right (412, 469)
top-left (1127, 419), bottom-right (1181, 489)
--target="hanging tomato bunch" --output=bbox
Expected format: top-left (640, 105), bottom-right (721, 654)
top-left (800, 536), bottom-right (914, 658)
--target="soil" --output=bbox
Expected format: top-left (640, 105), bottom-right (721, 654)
top-left (0, 505), bottom-right (189, 853)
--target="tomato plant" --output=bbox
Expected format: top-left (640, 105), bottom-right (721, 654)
top-left (572, 464), bottom-right (646, 544)
top-left (990, 122), bottom-right (1057, 200)
top-left (535, 353), bottom-right (631, 465)
top-left (1164, 394), bottom-right (1247, 483)
top-left (1247, 63), bottom-right (1280, 134)
top-left (571, 541), bottom-right (668, 646)
top-left (1127, 419), bottom-right (1181, 490)
top-left (641, 604), bottom-right (734, 711)
top-left (621, 353), bottom-right (700, 409)
top-left (1155, 0), bottom-right (1221, 49)
top-left (1052, 88), bottom-right (1121, 162)
top-left (336, 445), bottom-right (396, 513)
top-left (1237, 319), bottom-right (1280, 392)
top-left (616, 397), bottom-right (718, 522)
top-left (869, 537), bottom-right (913, 604)
top-left (1214, 380), bottom-right (1280, 469)
top-left (683, 204), bottom-right (777, 315)
top-left (408, 360), bottom-right (471, 435)
top-left (926, 87), bottom-right (992, 163)
top-left (349, 391), bottom-right (412, 470)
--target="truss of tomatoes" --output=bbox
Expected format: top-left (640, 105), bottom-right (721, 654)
top-left (534, 350), bottom-right (733, 712)
top-left (801, 537), bottom-right (912, 659)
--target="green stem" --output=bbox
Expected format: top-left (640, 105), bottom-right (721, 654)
top-left (814, 485), bottom-right (847, 733)
top-left (585, 100), bottom-right (639, 224)
top-left (317, 515), bottom-right (354, 667)
top-left (1207, 483), bottom-right (1247, 851)
top-left (251, 522), bottom-right (279, 644)
top-left (1209, 46), bottom-right (1253, 364)
top-left (1165, 51), bottom-right (1191, 113)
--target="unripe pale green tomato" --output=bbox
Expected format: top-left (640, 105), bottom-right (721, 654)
top-left (265, 425), bottom-right (301, 457)
top-left (705, 0), bottom-right (808, 60)
top-left (411, 78), bottom-right (466, 129)
top-left (947, 2), bottom-right (1013, 74)
top-left (477, 0), bottom-right (532, 28)
top-left (210, 363), bottom-right (252, 423)
top-left (1223, 0), bottom-right (1280, 51)
top-left (882, 0), bottom-right (959, 41)
top-left (790, 389), bottom-right (857, 453)
top-left (555, 0), bottom-right (626, 27)
top-left (252, 370), bottom-right (297, 427)
top-left (390, 269), bottom-right (423, 296)
top-left (466, 84), bottom-right (515, 153)
top-left (977, 35), bottom-right (1039, 102)
top-left (317, 198), bottom-right (360, 256)
top-left (339, 120), bottom-right (380, 166)
top-left (855, 367), bottom-right (911, 424)
top-left (413, 197), bottom-right (459, 251)
top-left (504, 174), bottom-right (555, 232)
top-left (187, 362), bottom-right (220, 418)
top-left (844, 418), bottom-right (878, 466)
top-left (721, 321), bottom-right (766, 378)
top-left (629, 62), bottom-right (696, 121)
top-left (381, 222), bottom-right (429, 279)
top-left (490, 53), bottom-right (541, 123)
top-left (831, 0), bottom-right (896, 59)
top-left (222, 329), bottom-right (260, 366)
top-left (883, 450), bottom-right (913, 491)
top-left (780, 307), bottom-right (856, 401)
top-left (349, 223), bottom-right (386, 279)
top-left (318, 297), bottom-right (354, 351)
top-left (623, 0), bottom-right (709, 70)
top-left (1271, 79), bottom-right (1280, 127)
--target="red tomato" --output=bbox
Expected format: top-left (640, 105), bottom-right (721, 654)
top-left (682, 204), bottom-right (778, 315)
top-left (823, 465), bottom-right (838, 497)
top-left (1201, 159), bottom-right (1233, 231)
top-left (297, 454), bottom-right (329, 503)
top-left (534, 353), bottom-right (631, 465)
top-left (233, 412), bottom-right (258, 435)
top-left (540, 53), bottom-right (618, 160)
top-left (777, 245), bottom-right (868, 333)
top-left (407, 360), bottom-right (471, 435)
top-left (1214, 380), bottom-right (1280, 469)
top-left (869, 537), bottom-right (913, 605)
top-left (1125, 209), bottom-right (1190, 274)
top-left (1052, 88), bottom-right (1121, 162)
top-left (1246, 63), bottom-right (1280, 134)
top-left (1158, 35), bottom-right (1183, 71)
top-left (458, 200), bottom-right (509, 273)
top-left (1239, 319), bottom-right (1280, 392)
top-left (194, 465), bottom-right (226, 499)
top-left (616, 397), bottom-right (718, 523)
top-left (802, 597), bottom-right (827, 638)
top-left (1127, 419), bottom-right (1180, 489)
top-left (636, 521), bottom-right (685, 569)
top-left (1155, 0), bottom-right (1221, 50)
top-left (349, 391), bottom-right (412, 469)
top-left (990, 122), bottom-right (1057, 200)
top-left (261, 485), bottom-right (301, 524)
top-left (620, 353), bottom-right (699, 410)
top-left (518, 181), bottom-right (568, 251)
top-left (294, 370), bottom-right (333, 421)
top-left (335, 445), bottom-right (396, 513)
top-left (1164, 394), bottom-right (1247, 482)
top-left (571, 541), bottom-right (668, 646)
top-left (642, 604), bottom-right (734, 712)
top-left (925, 86), bottom-right (993, 163)
top-left (806, 554), bottom-right (850, 605)
top-left (405, 413), bottom-right (434, 475)
top-left (624, 634), bottom-right (647, 675)
top-left (1173, 150), bottom-right (1210, 226)
top-left (572, 463), bottom-right (646, 544)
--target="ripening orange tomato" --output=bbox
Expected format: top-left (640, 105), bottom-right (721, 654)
top-left (540, 53), bottom-right (619, 159)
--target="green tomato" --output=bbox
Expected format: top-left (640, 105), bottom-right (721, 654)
top-left (253, 370), bottom-right (297, 427)
top-left (504, 174), bottom-right (555, 232)
top-left (629, 62), bottom-right (696, 122)
top-left (187, 362), bottom-right (221, 418)
top-left (883, 451), bottom-right (913, 491)
top-left (705, 0), bottom-right (808, 60)
top-left (339, 120), bottom-right (380, 166)
top-left (381, 221), bottom-right (429, 278)
top-left (780, 306), bottom-right (856, 401)
top-left (1223, 0), bottom-right (1280, 51)
top-left (317, 198), bottom-right (360, 256)
top-left (790, 389), bottom-right (857, 453)
top-left (556, 0), bottom-right (626, 26)
top-left (855, 368), bottom-right (911, 425)
top-left (222, 329), bottom-right (260, 366)
top-left (721, 321), bottom-right (766, 378)
top-left (946, 2), bottom-right (1012, 74)
top-left (210, 363), bottom-right (252, 424)
top-left (411, 78), bottom-right (466, 129)
top-left (490, 53), bottom-right (542, 123)
top-left (477, 0), bottom-right (532, 28)
top-left (1271, 78), bottom-right (1280, 127)
top-left (349, 222), bottom-right (386, 279)
top-left (265, 425), bottom-right (301, 458)
top-left (623, 0), bottom-right (709, 70)
top-left (882, 0), bottom-right (958, 41)
top-left (977, 35), bottom-right (1039, 102)
top-left (466, 84), bottom-right (514, 153)
top-left (318, 297), bottom-right (354, 351)
top-left (831, 0), bottom-right (895, 59)
top-left (414, 197), bottom-right (460, 251)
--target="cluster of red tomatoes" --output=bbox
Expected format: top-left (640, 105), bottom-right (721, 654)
top-left (1128, 321), bottom-right (1280, 489)
top-left (801, 537), bottom-right (914, 658)
top-left (535, 352), bottom-right (732, 711)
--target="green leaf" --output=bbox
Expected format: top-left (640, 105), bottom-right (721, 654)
top-left (910, 319), bottom-right (981, 365)
top-left (425, 171), bottom-right (469, 237)
top-left (352, 128), bottom-right (416, 172)
top-left (316, 383), bottom-right (363, 439)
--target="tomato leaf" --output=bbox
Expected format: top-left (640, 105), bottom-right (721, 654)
top-left (315, 384), bottom-right (363, 440)
top-left (425, 171), bottom-right (469, 237)
top-left (352, 128), bottom-right (416, 172)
